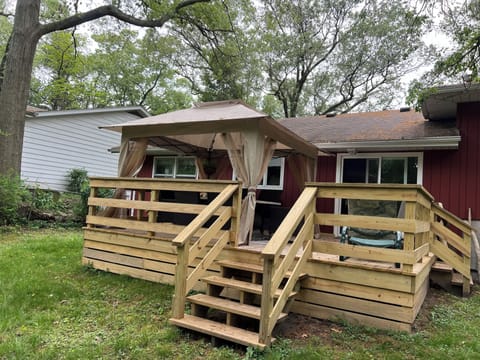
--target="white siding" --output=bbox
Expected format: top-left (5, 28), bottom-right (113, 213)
top-left (21, 110), bottom-right (140, 192)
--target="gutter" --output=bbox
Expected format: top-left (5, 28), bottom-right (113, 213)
top-left (314, 136), bottom-right (461, 152)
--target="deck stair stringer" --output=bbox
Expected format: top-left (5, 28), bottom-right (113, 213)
top-left (430, 260), bottom-right (474, 295)
top-left (169, 259), bottom-right (306, 349)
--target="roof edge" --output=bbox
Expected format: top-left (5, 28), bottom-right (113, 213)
top-left (31, 106), bottom-right (150, 119)
top-left (314, 136), bottom-right (461, 152)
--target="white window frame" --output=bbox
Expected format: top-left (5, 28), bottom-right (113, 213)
top-left (333, 152), bottom-right (423, 235)
top-left (335, 152), bottom-right (423, 185)
top-left (232, 157), bottom-right (286, 190)
top-left (152, 156), bottom-right (198, 179)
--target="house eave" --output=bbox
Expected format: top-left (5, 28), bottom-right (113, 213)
top-left (314, 136), bottom-right (461, 153)
top-left (31, 106), bottom-right (151, 119)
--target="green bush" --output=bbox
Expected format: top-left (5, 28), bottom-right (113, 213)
top-left (66, 168), bottom-right (89, 193)
top-left (0, 172), bottom-right (30, 225)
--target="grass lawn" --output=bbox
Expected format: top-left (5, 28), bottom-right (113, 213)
top-left (0, 229), bottom-right (479, 359)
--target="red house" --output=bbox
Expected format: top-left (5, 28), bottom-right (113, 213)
top-left (137, 84), bottom-right (479, 236)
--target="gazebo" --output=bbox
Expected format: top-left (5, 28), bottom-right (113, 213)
top-left (101, 99), bottom-right (320, 245)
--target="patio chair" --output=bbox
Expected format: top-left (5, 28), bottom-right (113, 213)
top-left (340, 199), bottom-right (403, 267)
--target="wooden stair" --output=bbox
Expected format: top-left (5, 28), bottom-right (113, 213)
top-left (169, 259), bottom-right (306, 349)
top-left (430, 260), bottom-right (473, 296)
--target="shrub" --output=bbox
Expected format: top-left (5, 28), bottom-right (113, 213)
top-left (0, 172), bottom-right (30, 225)
top-left (66, 168), bottom-right (88, 193)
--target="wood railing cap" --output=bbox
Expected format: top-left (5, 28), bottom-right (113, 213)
top-left (305, 182), bottom-right (435, 201)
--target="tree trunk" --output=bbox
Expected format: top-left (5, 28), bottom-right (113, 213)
top-left (0, 0), bottom-right (41, 176)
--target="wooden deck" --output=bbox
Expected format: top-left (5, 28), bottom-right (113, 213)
top-left (82, 178), bottom-right (473, 348)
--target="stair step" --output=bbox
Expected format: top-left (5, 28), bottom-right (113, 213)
top-left (169, 314), bottom-right (270, 349)
top-left (451, 272), bottom-right (474, 286)
top-left (216, 260), bottom-right (308, 280)
top-left (188, 293), bottom-right (287, 321)
top-left (432, 261), bottom-right (453, 272)
top-left (202, 275), bottom-right (297, 298)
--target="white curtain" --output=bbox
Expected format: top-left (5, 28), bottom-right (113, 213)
top-left (100, 137), bottom-right (148, 218)
top-left (222, 131), bottom-right (277, 245)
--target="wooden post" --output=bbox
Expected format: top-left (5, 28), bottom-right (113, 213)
top-left (230, 184), bottom-right (242, 247)
top-left (259, 256), bottom-right (274, 346)
top-left (403, 201), bottom-right (416, 273)
top-left (147, 190), bottom-right (158, 237)
top-left (86, 186), bottom-right (97, 228)
top-left (136, 190), bottom-right (143, 221)
top-left (463, 231), bottom-right (472, 297)
top-left (172, 243), bottom-right (188, 319)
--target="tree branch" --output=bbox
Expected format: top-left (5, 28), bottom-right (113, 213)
top-left (38, 0), bottom-right (210, 36)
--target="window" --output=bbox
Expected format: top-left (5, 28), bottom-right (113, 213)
top-left (339, 153), bottom-right (422, 185)
top-left (153, 156), bottom-right (197, 179)
top-left (334, 152), bottom-right (423, 235)
top-left (232, 157), bottom-right (285, 190)
top-left (259, 157), bottom-right (285, 190)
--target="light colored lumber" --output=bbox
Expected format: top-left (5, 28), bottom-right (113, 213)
top-left (431, 222), bottom-right (470, 255)
top-left (90, 177), bottom-right (238, 193)
top-left (172, 244), bottom-right (188, 319)
top-left (313, 240), bottom-right (415, 265)
top-left (86, 215), bottom-right (205, 237)
top-left (315, 213), bottom-right (427, 234)
top-left (303, 260), bottom-right (415, 293)
top-left (301, 277), bottom-right (414, 307)
top-left (186, 231), bottom-right (230, 291)
top-left (88, 197), bottom-right (227, 216)
top-left (413, 276), bottom-right (429, 319)
top-left (431, 261), bottom-right (453, 272)
top-left (187, 294), bottom-right (287, 321)
top-left (82, 258), bottom-right (175, 285)
top-left (296, 288), bottom-right (415, 323)
top-left (290, 301), bottom-right (412, 332)
top-left (84, 227), bottom-right (178, 250)
top-left (414, 243), bottom-right (430, 262)
top-left (429, 241), bottom-right (471, 279)
top-left (172, 184), bottom-right (238, 247)
top-left (188, 207), bottom-right (231, 261)
top-left (432, 203), bottom-right (472, 234)
top-left (169, 314), bottom-right (268, 349)
top-left (202, 276), bottom-right (294, 298)
top-left (83, 240), bottom-right (176, 263)
top-left (271, 214), bottom-right (313, 289)
top-left (263, 187), bottom-right (316, 260)
top-left (268, 239), bottom-right (312, 334)
top-left (83, 248), bottom-right (144, 268)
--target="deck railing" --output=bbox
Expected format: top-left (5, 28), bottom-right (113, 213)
top-left (85, 177), bottom-right (243, 319)
top-left (430, 203), bottom-right (472, 295)
top-left (171, 184), bottom-right (241, 318)
top-left (86, 177), bottom-right (241, 240)
top-left (313, 183), bottom-right (434, 273)
top-left (259, 187), bottom-right (316, 346)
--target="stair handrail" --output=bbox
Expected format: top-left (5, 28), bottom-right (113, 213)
top-left (171, 184), bottom-right (241, 319)
top-left (259, 186), bottom-right (317, 346)
top-left (430, 202), bottom-right (473, 294)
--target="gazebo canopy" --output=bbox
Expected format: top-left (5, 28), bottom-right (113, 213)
top-left (102, 99), bottom-right (321, 245)
top-left (102, 100), bottom-right (320, 158)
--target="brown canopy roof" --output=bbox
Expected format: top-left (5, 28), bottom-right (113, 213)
top-left (102, 100), bottom-right (320, 158)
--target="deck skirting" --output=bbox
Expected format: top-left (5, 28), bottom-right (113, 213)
top-left (83, 227), bottom-right (433, 332)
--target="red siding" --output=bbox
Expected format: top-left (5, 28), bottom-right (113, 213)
top-left (423, 102), bottom-right (480, 220)
top-left (280, 155), bottom-right (337, 208)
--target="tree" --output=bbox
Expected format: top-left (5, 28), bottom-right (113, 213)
top-left (257, 0), bottom-right (428, 118)
top-left (0, 0), bottom-right (209, 176)
top-left (172, 0), bottom-right (263, 105)
top-left (407, 0), bottom-right (480, 108)
top-left (30, 30), bottom-right (90, 110)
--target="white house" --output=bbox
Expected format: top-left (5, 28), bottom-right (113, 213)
top-left (21, 106), bottom-right (150, 192)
